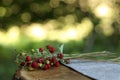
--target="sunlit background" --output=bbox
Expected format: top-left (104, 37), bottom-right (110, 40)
top-left (0, 0), bottom-right (120, 79)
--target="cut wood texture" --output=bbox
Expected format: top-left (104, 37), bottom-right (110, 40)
top-left (13, 65), bottom-right (94, 80)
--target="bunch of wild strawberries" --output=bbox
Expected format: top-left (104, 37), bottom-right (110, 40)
top-left (16, 44), bottom-right (64, 70)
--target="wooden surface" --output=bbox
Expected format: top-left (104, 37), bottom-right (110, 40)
top-left (13, 65), bottom-right (94, 80)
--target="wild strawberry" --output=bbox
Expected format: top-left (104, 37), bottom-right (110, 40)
top-left (49, 47), bottom-right (55, 53)
top-left (31, 61), bottom-right (38, 68)
top-left (26, 62), bottom-right (31, 66)
top-left (46, 45), bottom-right (51, 49)
top-left (47, 64), bottom-right (51, 69)
top-left (43, 64), bottom-right (48, 70)
top-left (38, 63), bottom-right (43, 67)
top-left (20, 62), bottom-right (25, 66)
top-left (52, 57), bottom-right (57, 64)
top-left (38, 58), bottom-right (43, 63)
top-left (46, 60), bottom-right (50, 64)
top-left (55, 61), bottom-right (60, 67)
top-left (21, 52), bottom-right (26, 56)
top-left (58, 53), bottom-right (64, 59)
top-left (31, 49), bottom-right (35, 52)
top-left (26, 56), bottom-right (31, 62)
top-left (39, 48), bottom-right (44, 52)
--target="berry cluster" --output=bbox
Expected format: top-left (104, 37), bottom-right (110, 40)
top-left (15, 44), bottom-right (64, 70)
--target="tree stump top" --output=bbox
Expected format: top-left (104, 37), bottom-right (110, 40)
top-left (13, 64), bottom-right (93, 80)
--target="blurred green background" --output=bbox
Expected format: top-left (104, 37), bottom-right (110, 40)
top-left (0, 0), bottom-right (120, 80)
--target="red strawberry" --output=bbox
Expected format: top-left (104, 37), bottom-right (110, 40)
top-left (49, 47), bottom-right (55, 53)
top-left (43, 64), bottom-right (48, 70)
top-left (38, 58), bottom-right (43, 63)
top-left (31, 61), bottom-right (38, 68)
top-left (46, 45), bottom-right (51, 49)
top-left (55, 61), bottom-right (60, 67)
top-left (52, 57), bottom-right (57, 64)
top-left (26, 56), bottom-right (31, 62)
top-left (58, 53), bottom-right (64, 59)
top-left (20, 62), bottom-right (25, 66)
top-left (39, 48), bottom-right (44, 52)
top-left (47, 64), bottom-right (51, 69)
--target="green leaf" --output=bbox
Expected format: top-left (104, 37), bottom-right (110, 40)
top-left (35, 49), bottom-right (42, 57)
top-left (36, 49), bottom-right (40, 54)
top-left (59, 44), bottom-right (64, 53)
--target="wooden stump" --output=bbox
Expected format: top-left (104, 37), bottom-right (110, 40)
top-left (13, 65), bottom-right (94, 80)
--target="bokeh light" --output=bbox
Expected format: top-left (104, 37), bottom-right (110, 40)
top-left (49, 0), bottom-right (60, 8)
top-left (94, 4), bottom-right (112, 18)
top-left (0, 7), bottom-right (7, 17)
top-left (0, 26), bottom-right (20, 46)
top-left (6, 26), bottom-right (20, 44)
top-left (11, 4), bottom-right (20, 15)
top-left (0, 14), bottom-right (94, 44)
top-left (24, 24), bottom-right (46, 41)
top-left (21, 12), bottom-right (31, 22)
top-left (65, 28), bottom-right (78, 40)
top-left (30, 3), bottom-right (40, 13)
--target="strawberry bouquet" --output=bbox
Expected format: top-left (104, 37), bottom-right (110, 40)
top-left (15, 44), bottom-right (69, 70)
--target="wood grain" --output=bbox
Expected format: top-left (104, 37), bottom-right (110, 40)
top-left (13, 65), bottom-right (94, 80)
